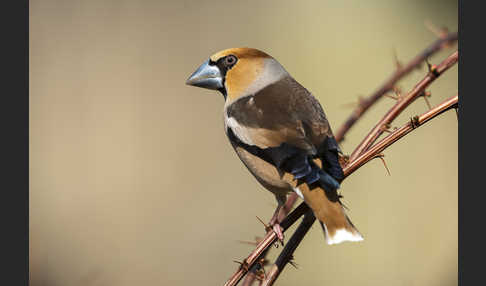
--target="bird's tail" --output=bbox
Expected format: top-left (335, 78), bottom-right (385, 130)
top-left (278, 137), bottom-right (363, 245)
top-left (298, 182), bottom-right (363, 244)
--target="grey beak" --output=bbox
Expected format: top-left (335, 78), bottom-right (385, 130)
top-left (186, 59), bottom-right (223, 90)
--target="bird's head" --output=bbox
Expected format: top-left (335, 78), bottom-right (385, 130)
top-left (186, 48), bottom-right (288, 101)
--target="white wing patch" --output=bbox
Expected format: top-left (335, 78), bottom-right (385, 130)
top-left (223, 58), bottom-right (288, 147)
top-left (292, 187), bottom-right (304, 199)
top-left (226, 116), bottom-right (254, 146)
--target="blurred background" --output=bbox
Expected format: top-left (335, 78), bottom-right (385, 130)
top-left (30, 0), bottom-right (458, 285)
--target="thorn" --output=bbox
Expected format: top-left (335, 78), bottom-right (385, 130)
top-left (384, 93), bottom-right (400, 100)
top-left (425, 58), bottom-right (432, 70)
top-left (380, 123), bottom-right (393, 134)
top-left (385, 86), bottom-right (403, 101)
top-left (393, 86), bottom-right (403, 96)
top-left (289, 255), bottom-right (299, 269)
top-left (420, 91), bottom-right (432, 109)
top-left (258, 216), bottom-right (283, 248)
top-left (256, 216), bottom-right (271, 232)
top-left (410, 116), bottom-right (420, 129)
top-left (340, 95), bottom-right (365, 109)
top-left (425, 58), bottom-right (439, 77)
top-left (376, 153), bottom-right (391, 176)
top-left (392, 47), bottom-right (402, 70)
top-left (233, 260), bottom-right (250, 271)
top-left (424, 20), bottom-right (449, 40)
top-left (237, 240), bottom-right (259, 246)
top-left (380, 123), bottom-right (397, 134)
top-left (423, 96), bottom-right (432, 110)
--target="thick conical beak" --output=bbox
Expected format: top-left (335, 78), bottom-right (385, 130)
top-left (185, 59), bottom-right (223, 90)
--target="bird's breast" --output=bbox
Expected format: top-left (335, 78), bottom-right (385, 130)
top-left (223, 98), bottom-right (293, 195)
top-left (232, 143), bottom-right (292, 195)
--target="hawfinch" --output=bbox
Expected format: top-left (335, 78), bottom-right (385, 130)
top-left (186, 48), bottom-right (363, 245)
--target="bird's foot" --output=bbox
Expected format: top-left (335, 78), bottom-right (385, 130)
top-left (268, 216), bottom-right (284, 246)
top-left (271, 223), bottom-right (284, 245)
top-left (256, 215), bottom-right (284, 245)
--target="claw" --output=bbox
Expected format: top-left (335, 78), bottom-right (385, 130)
top-left (272, 223), bottom-right (285, 246)
top-left (268, 212), bottom-right (285, 246)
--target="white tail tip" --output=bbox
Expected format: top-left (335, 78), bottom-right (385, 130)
top-left (327, 228), bottom-right (364, 245)
top-left (322, 223), bottom-right (364, 245)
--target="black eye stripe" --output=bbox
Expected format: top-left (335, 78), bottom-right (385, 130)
top-left (220, 55), bottom-right (237, 69)
top-left (212, 55), bottom-right (237, 100)
top-left (215, 55), bottom-right (238, 79)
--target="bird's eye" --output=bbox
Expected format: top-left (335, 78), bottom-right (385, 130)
top-left (225, 55), bottom-right (237, 66)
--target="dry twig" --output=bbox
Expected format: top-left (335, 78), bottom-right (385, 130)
top-left (334, 31), bottom-right (457, 142)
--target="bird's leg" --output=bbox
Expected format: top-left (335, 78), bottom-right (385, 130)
top-left (268, 198), bottom-right (285, 244)
top-left (269, 206), bottom-right (284, 244)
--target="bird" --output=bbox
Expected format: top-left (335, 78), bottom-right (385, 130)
top-left (186, 47), bottom-right (363, 245)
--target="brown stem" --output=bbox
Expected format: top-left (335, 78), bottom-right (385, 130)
top-left (238, 191), bottom-right (300, 286)
top-left (345, 95), bottom-right (458, 175)
top-left (241, 272), bottom-right (258, 286)
top-left (261, 210), bottom-right (316, 286)
top-left (349, 50), bottom-right (458, 161)
top-left (223, 203), bottom-right (309, 286)
top-left (334, 31), bottom-right (457, 142)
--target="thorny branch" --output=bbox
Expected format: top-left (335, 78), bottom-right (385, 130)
top-left (334, 31), bottom-right (457, 142)
top-left (344, 95), bottom-right (458, 175)
top-left (224, 34), bottom-right (458, 286)
top-left (349, 50), bottom-right (458, 161)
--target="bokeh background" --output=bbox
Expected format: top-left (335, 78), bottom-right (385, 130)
top-left (30, 0), bottom-right (458, 285)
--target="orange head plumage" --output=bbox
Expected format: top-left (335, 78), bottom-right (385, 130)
top-left (186, 48), bottom-right (288, 101)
